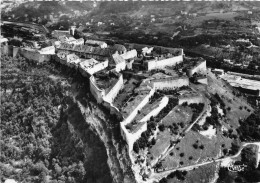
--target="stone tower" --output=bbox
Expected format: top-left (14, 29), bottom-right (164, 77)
top-left (70, 26), bottom-right (76, 36)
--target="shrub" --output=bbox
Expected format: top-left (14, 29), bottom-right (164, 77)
top-left (180, 153), bottom-right (184, 157)
top-left (189, 156), bottom-right (193, 160)
top-left (199, 145), bottom-right (204, 150)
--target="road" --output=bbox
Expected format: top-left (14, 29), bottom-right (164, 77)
top-left (150, 142), bottom-right (260, 181)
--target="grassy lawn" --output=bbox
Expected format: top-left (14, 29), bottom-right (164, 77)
top-left (161, 105), bottom-right (193, 127)
top-left (207, 71), bottom-right (253, 128)
top-left (166, 162), bottom-right (219, 183)
top-left (147, 129), bottom-right (172, 165)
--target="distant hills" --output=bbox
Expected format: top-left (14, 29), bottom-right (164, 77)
top-left (3, 1), bottom-right (260, 20)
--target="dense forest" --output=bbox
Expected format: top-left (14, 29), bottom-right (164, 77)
top-left (0, 55), bottom-right (112, 183)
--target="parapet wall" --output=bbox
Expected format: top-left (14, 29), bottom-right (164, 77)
top-left (152, 76), bottom-right (189, 90)
top-left (120, 87), bottom-right (155, 154)
top-left (147, 55), bottom-right (183, 70)
top-left (103, 74), bottom-right (124, 103)
top-left (186, 60), bottom-right (207, 77)
top-left (89, 76), bottom-right (105, 103)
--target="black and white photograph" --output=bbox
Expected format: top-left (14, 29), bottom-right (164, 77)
top-left (1, 0), bottom-right (260, 183)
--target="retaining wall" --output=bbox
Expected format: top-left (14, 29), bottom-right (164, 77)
top-left (120, 87), bottom-right (155, 154)
top-left (146, 55), bottom-right (183, 70)
top-left (152, 76), bottom-right (189, 90)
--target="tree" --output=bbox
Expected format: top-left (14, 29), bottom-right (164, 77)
top-left (159, 177), bottom-right (167, 183)
top-left (158, 124), bottom-right (165, 132)
top-left (193, 143), bottom-right (198, 149)
top-left (151, 138), bottom-right (156, 145)
top-left (54, 163), bottom-right (62, 175)
top-left (199, 145), bottom-right (204, 150)
top-left (133, 142), bottom-right (139, 153)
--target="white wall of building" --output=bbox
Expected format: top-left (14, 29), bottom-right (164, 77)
top-left (115, 61), bottom-right (126, 72)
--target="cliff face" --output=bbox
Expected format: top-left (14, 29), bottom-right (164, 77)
top-left (53, 103), bottom-right (113, 183)
top-left (76, 100), bottom-right (136, 183)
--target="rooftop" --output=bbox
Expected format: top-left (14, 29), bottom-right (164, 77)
top-left (79, 58), bottom-right (99, 69)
